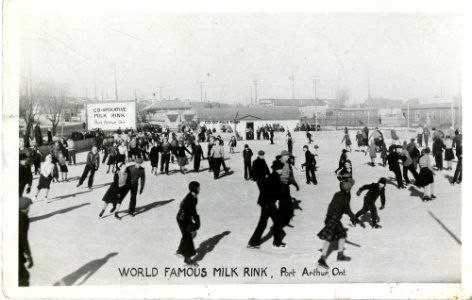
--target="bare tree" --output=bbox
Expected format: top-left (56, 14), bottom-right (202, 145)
top-left (19, 77), bottom-right (40, 135)
top-left (43, 95), bottom-right (66, 136)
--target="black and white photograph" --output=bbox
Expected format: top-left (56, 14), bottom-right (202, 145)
top-left (3, 0), bottom-right (470, 299)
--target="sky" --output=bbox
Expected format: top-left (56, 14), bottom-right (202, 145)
top-left (20, 13), bottom-right (462, 104)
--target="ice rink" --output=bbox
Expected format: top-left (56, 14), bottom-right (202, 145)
top-left (25, 130), bottom-right (461, 285)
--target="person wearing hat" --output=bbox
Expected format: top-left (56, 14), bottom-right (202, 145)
top-left (191, 139), bottom-right (204, 172)
top-left (354, 178), bottom-right (388, 229)
top-left (416, 147), bottom-right (436, 201)
top-left (124, 158), bottom-right (146, 216)
top-left (334, 149), bottom-right (348, 174)
top-left (19, 153), bottom-right (33, 197)
top-left (252, 150), bottom-right (271, 202)
top-left (269, 126), bottom-right (274, 144)
top-left (278, 150), bottom-right (299, 229)
top-left (286, 131), bottom-right (294, 154)
top-left (34, 122), bottom-right (43, 146)
top-left (248, 159), bottom-right (284, 249)
top-left (77, 146), bottom-right (100, 189)
top-left (19, 197), bottom-right (33, 286)
top-left (387, 145), bottom-right (405, 189)
top-left (317, 178), bottom-right (358, 269)
top-left (176, 181), bottom-right (201, 265)
top-left (302, 145), bottom-right (317, 185)
top-left (242, 144), bottom-right (253, 180)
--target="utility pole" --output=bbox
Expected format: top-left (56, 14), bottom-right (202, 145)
top-left (250, 88), bottom-right (253, 106)
top-left (313, 78), bottom-right (318, 131)
top-left (252, 74), bottom-right (258, 105)
top-left (94, 72), bottom-right (97, 100)
top-left (101, 90), bottom-right (104, 101)
top-left (198, 81), bottom-right (205, 102)
top-left (134, 89), bottom-right (137, 101)
top-left (312, 76), bottom-right (319, 99)
top-left (159, 86), bottom-right (164, 101)
top-left (367, 67), bottom-right (371, 100)
top-left (114, 64), bottom-right (118, 101)
top-left (289, 74), bottom-right (295, 99)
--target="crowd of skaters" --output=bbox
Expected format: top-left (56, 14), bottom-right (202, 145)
top-left (18, 122), bottom-right (462, 285)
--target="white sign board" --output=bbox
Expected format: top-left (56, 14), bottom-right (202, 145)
top-left (86, 101), bottom-right (137, 130)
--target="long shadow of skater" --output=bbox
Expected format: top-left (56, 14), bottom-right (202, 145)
top-left (408, 186), bottom-right (423, 199)
top-left (191, 231), bottom-right (231, 263)
top-left (292, 197), bottom-right (303, 213)
top-left (318, 239), bottom-right (361, 258)
top-left (49, 190), bottom-right (95, 202)
top-left (91, 182), bottom-right (112, 190)
top-left (65, 176), bottom-right (80, 182)
top-left (217, 170), bottom-right (234, 179)
top-left (444, 174), bottom-right (454, 183)
top-left (385, 177), bottom-right (398, 187)
top-left (428, 211), bottom-right (461, 245)
top-left (30, 203), bottom-right (90, 222)
top-left (53, 252), bottom-right (118, 286)
top-left (121, 199), bottom-right (175, 218)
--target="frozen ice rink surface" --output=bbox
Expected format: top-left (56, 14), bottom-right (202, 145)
top-left (26, 131), bottom-right (461, 285)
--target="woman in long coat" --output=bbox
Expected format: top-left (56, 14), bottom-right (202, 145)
top-left (176, 181), bottom-right (201, 265)
top-left (175, 141), bottom-right (192, 174)
top-left (317, 178), bottom-right (358, 269)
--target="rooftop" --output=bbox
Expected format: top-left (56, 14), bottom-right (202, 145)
top-left (195, 106), bottom-right (301, 121)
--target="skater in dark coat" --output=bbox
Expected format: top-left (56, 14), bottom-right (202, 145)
top-left (317, 178), bottom-right (358, 269)
top-left (149, 140), bottom-right (160, 175)
top-left (252, 150), bottom-right (271, 202)
top-left (19, 197), bottom-right (33, 286)
top-left (99, 167), bottom-right (123, 218)
top-left (191, 140), bottom-right (204, 172)
top-left (160, 138), bottom-right (172, 175)
top-left (34, 123), bottom-right (43, 146)
top-left (306, 131), bottom-right (313, 144)
top-left (242, 144), bottom-right (253, 180)
top-left (76, 146), bottom-right (100, 189)
top-left (176, 181), bottom-right (201, 265)
top-left (19, 153), bottom-right (33, 197)
top-left (31, 146), bottom-right (42, 175)
top-left (354, 178), bottom-right (387, 229)
top-left (432, 137), bottom-right (445, 171)
top-left (334, 149), bottom-right (348, 174)
top-left (124, 158), bottom-right (145, 216)
top-left (387, 145), bottom-right (405, 189)
top-left (286, 132), bottom-right (293, 154)
top-left (269, 126), bottom-right (274, 144)
top-left (247, 160), bottom-right (285, 249)
top-left (302, 145), bottom-right (317, 185)
top-left (451, 146), bottom-right (462, 185)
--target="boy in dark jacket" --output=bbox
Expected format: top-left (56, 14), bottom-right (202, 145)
top-left (176, 181), bottom-right (201, 265)
top-left (19, 197), bottom-right (33, 286)
top-left (302, 145), bottom-right (317, 185)
top-left (354, 178), bottom-right (387, 229)
top-left (19, 153), bottom-right (33, 197)
top-left (191, 140), bottom-right (205, 172)
top-left (387, 145), bottom-right (405, 189)
top-left (77, 146), bottom-right (100, 189)
top-left (243, 144), bottom-right (253, 180)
